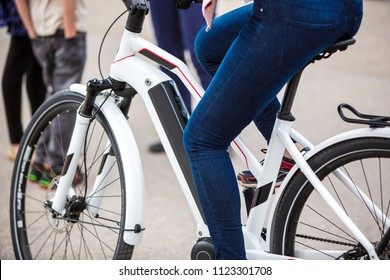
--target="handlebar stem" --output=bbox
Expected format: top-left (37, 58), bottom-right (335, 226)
top-left (122, 0), bottom-right (149, 33)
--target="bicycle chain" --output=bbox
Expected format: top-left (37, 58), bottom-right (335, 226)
top-left (297, 234), bottom-right (390, 260)
top-left (296, 233), bottom-right (356, 247)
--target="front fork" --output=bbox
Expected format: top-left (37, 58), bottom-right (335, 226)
top-left (86, 141), bottom-right (116, 216)
top-left (46, 78), bottom-right (128, 216)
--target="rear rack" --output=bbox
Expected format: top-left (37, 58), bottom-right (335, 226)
top-left (338, 103), bottom-right (390, 128)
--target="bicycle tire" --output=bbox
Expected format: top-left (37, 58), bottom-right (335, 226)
top-left (10, 90), bottom-right (134, 260)
top-left (270, 137), bottom-right (390, 260)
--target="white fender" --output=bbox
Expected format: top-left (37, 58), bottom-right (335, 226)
top-left (70, 84), bottom-right (145, 245)
top-left (267, 126), bottom-right (390, 249)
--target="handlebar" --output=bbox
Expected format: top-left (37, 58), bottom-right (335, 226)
top-left (175, 0), bottom-right (202, 9)
top-left (120, 0), bottom-right (202, 33)
top-left (122, 0), bottom-right (149, 14)
top-left (121, 0), bottom-right (202, 13)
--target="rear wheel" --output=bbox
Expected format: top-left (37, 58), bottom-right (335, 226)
top-left (10, 90), bottom-right (134, 259)
top-left (271, 137), bottom-right (390, 260)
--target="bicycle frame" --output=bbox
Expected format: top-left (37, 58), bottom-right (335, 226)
top-left (48, 9), bottom-right (389, 259)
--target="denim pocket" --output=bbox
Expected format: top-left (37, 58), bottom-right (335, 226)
top-left (285, 18), bottom-right (340, 30)
top-left (30, 39), bottom-right (47, 69)
top-left (278, 16), bottom-right (341, 66)
top-left (58, 34), bottom-right (86, 69)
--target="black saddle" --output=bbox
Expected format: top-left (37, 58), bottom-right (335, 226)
top-left (313, 37), bottom-right (356, 61)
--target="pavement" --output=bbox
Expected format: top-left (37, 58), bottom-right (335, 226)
top-left (0, 1), bottom-right (389, 260)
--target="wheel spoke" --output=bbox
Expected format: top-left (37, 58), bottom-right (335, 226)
top-left (10, 92), bottom-right (132, 260)
top-left (272, 138), bottom-right (390, 259)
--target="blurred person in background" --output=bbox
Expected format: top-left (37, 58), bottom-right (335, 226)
top-left (148, 0), bottom-right (213, 153)
top-left (0, 0), bottom-right (45, 160)
top-left (14, 0), bottom-right (87, 187)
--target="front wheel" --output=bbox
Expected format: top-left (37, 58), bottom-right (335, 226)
top-left (271, 137), bottom-right (390, 260)
top-left (10, 90), bottom-right (134, 259)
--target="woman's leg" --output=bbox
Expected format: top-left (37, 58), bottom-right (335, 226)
top-left (1, 36), bottom-right (32, 145)
top-left (26, 44), bottom-right (46, 114)
top-left (184, 0), bottom-right (360, 259)
top-left (194, 4), bottom-right (280, 143)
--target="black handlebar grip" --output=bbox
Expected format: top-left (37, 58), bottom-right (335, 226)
top-left (176, 0), bottom-right (202, 9)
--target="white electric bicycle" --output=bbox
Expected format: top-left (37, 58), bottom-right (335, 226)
top-left (10, 0), bottom-right (390, 260)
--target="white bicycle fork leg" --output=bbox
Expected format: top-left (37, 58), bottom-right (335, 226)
top-left (86, 140), bottom-right (114, 216)
top-left (278, 125), bottom-right (380, 260)
top-left (51, 112), bottom-right (91, 214)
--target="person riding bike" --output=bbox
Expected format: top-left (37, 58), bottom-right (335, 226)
top-left (183, 0), bottom-right (363, 259)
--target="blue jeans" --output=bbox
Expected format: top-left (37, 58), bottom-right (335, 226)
top-left (32, 31), bottom-right (86, 168)
top-left (183, 0), bottom-right (363, 259)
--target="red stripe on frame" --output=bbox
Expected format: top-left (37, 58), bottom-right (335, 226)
top-left (112, 49), bottom-right (249, 164)
top-left (233, 140), bottom-right (249, 168)
top-left (138, 48), bottom-right (203, 99)
top-left (112, 54), bottom-right (135, 64)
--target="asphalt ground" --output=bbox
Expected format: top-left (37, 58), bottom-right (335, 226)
top-left (0, 1), bottom-right (389, 260)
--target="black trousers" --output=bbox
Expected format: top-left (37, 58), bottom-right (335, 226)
top-left (2, 35), bottom-right (46, 143)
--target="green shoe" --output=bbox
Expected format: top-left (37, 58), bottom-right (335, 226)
top-left (38, 166), bottom-right (84, 188)
top-left (38, 168), bottom-right (60, 188)
top-left (27, 163), bottom-right (44, 183)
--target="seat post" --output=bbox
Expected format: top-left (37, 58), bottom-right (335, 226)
top-left (277, 37), bottom-right (355, 122)
top-left (277, 67), bottom-right (305, 122)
